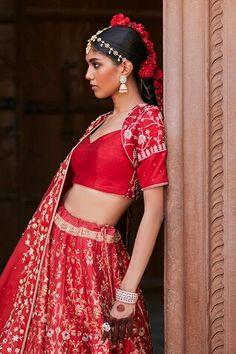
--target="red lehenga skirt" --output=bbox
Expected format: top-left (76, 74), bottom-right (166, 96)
top-left (21, 205), bottom-right (153, 354)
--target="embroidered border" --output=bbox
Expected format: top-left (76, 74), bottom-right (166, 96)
top-left (54, 213), bottom-right (121, 244)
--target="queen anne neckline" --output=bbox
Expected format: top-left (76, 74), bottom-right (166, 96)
top-left (89, 102), bottom-right (147, 143)
top-left (89, 129), bottom-right (121, 144)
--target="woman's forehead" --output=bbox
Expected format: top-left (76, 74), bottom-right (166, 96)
top-left (85, 48), bottom-right (107, 61)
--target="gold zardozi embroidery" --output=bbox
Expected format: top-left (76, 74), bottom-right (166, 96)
top-left (54, 213), bottom-right (121, 243)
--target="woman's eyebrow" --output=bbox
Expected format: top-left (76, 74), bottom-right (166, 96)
top-left (87, 57), bottom-right (101, 63)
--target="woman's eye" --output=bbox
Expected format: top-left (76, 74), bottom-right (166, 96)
top-left (93, 63), bottom-right (100, 69)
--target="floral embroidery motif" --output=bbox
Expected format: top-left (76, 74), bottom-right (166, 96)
top-left (121, 104), bottom-right (167, 199)
top-left (122, 104), bottom-right (166, 162)
top-left (138, 134), bottom-right (146, 144)
top-left (22, 207), bottom-right (153, 353)
top-left (0, 155), bottom-right (71, 352)
top-left (124, 129), bottom-right (132, 139)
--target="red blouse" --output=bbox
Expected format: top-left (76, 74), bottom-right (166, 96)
top-left (71, 106), bottom-right (168, 199)
top-left (71, 131), bottom-right (134, 196)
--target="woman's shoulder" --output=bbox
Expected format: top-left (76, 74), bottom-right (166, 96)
top-left (122, 103), bottom-right (165, 142)
top-left (123, 103), bottom-right (164, 133)
top-left (130, 103), bottom-right (164, 129)
top-left (139, 103), bottom-right (163, 118)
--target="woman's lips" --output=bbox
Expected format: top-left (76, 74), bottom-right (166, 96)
top-left (91, 85), bottom-right (98, 90)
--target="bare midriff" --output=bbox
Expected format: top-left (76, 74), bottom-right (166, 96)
top-left (62, 184), bottom-right (133, 226)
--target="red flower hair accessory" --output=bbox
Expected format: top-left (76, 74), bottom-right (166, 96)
top-left (111, 13), bottom-right (157, 79)
top-left (111, 13), bottom-right (163, 111)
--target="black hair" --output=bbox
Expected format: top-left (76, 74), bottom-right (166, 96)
top-left (92, 26), bottom-right (158, 106)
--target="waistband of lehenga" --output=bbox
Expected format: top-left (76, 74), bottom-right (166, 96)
top-left (54, 208), bottom-right (121, 244)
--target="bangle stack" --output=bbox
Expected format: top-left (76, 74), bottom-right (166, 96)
top-left (115, 288), bottom-right (138, 304)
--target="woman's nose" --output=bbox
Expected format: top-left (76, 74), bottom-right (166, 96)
top-left (85, 67), bottom-right (93, 80)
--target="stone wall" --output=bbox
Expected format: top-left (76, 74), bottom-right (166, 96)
top-left (164, 0), bottom-right (236, 353)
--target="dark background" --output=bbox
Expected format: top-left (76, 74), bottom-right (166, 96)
top-left (0, 1), bottom-right (163, 352)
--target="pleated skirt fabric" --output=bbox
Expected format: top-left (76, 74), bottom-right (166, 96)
top-left (24, 205), bottom-right (153, 354)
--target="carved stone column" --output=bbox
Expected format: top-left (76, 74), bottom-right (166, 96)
top-left (164, 0), bottom-right (236, 353)
top-left (221, 3), bottom-right (236, 354)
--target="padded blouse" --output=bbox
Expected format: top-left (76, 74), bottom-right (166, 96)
top-left (71, 130), bottom-right (134, 196)
top-left (70, 121), bottom-right (168, 199)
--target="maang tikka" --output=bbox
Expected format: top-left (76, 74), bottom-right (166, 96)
top-left (119, 75), bottom-right (128, 93)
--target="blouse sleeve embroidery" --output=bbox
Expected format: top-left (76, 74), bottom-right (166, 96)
top-left (135, 106), bottom-right (168, 189)
top-left (135, 106), bottom-right (166, 161)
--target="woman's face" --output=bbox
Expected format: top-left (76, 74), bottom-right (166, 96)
top-left (85, 48), bottom-right (122, 99)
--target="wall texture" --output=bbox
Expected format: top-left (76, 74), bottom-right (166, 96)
top-left (164, 0), bottom-right (236, 353)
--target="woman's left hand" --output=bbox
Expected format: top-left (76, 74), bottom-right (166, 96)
top-left (101, 300), bottom-right (135, 343)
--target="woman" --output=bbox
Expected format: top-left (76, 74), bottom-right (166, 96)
top-left (0, 13), bottom-right (168, 354)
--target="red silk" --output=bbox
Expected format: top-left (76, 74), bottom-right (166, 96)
top-left (0, 155), bottom-right (72, 352)
top-left (71, 132), bottom-right (134, 197)
top-left (23, 205), bottom-right (153, 353)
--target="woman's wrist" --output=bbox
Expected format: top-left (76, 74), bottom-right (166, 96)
top-left (120, 280), bottom-right (138, 293)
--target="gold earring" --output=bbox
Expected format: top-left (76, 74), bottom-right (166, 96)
top-left (119, 75), bottom-right (128, 93)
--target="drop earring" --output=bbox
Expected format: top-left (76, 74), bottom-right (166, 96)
top-left (119, 75), bottom-right (128, 93)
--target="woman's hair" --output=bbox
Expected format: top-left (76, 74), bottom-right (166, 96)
top-left (92, 26), bottom-right (158, 106)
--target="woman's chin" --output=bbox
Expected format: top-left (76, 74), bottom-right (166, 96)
top-left (93, 91), bottom-right (110, 99)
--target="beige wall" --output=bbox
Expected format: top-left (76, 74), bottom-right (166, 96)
top-left (164, 0), bottom-right (236, 353)
top-left (223, 3), bottom-right (236, 353)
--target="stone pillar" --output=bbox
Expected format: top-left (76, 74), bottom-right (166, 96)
top-left (222, 3), bottom-right (236, 354)
top-left (164, 0), bottom-right (236, 353)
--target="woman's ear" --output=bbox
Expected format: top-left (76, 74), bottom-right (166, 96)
top-left (120, 60), bottom-right (133, 77)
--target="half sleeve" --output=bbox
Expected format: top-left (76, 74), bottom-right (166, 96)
top-left (136, 107), bottom-right (168, 190)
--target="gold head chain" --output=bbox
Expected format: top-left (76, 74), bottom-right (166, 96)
top-left (86, 26), bottom-right (126, 63)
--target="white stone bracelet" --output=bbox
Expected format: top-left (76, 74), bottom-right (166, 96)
top-left (115, 288), bottom-right (138, 304)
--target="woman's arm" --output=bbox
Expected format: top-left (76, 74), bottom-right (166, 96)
top-left (121, 186), bottom-right (164, 292)
top-left (109, 186), bottom-right (164, 320)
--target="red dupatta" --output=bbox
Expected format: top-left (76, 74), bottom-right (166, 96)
top-left (0, 113), bottom-right (108, 353)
